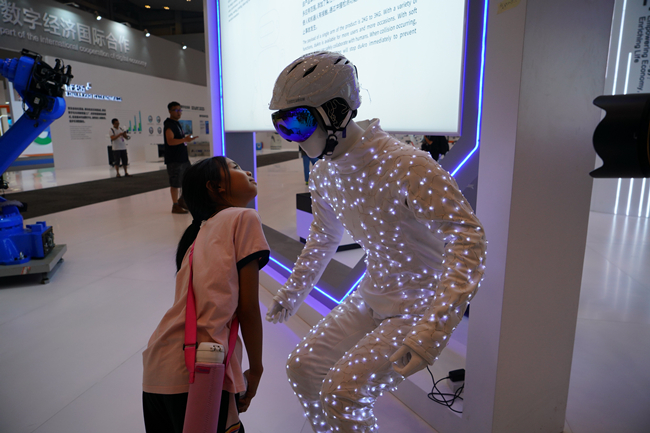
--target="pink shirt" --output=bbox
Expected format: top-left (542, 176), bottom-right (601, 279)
top-left (142, 207), bottom-right (269, 394)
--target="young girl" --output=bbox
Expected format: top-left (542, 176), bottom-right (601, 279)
top-left (142, 156), bottom-right (269, 433)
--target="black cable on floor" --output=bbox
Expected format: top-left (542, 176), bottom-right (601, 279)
top-left (426, 366), bottom-right (464, 414)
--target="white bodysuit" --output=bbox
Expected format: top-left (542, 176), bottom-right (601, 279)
top-left (275, 119), bottom-right (487, 432)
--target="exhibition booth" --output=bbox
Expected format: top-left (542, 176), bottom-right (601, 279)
top-left (0, 0), bottom-right (211, 173)
top-left (203, 0), bottom-right (620, 432)
top-left (1, 0), bottom-right (647, 432)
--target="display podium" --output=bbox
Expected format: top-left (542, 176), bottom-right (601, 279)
top-left (296, 192), bottom-right (359, 251)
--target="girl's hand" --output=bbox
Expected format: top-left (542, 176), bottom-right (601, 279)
top-left (238, 368), bottom-right (263, 412)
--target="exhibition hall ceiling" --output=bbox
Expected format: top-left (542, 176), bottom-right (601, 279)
top-left (53, 0), bottom-right (204, 34)
top-left (129, 0), bottom-right (203, 13)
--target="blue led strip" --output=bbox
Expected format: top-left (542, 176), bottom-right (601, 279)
top-left (266, 0), bottom-right (489, 307)
top-left (267, 256), bottom-right (353, 304)
top-left (216, 0), bottom-right (226, 156)
top-left (341, 273), bottom-right (365, 301)
top-left (451, 0), bottom-right (489, 177)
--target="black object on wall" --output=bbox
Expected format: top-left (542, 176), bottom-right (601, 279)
top-left (591, 93), bottom-right (650, 178)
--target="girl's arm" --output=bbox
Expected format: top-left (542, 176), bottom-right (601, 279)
top-left (236, 259), bottom-right (264, 412)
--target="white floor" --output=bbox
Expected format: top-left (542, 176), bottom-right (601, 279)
top-left (0, 157), bottom-right (648, 433)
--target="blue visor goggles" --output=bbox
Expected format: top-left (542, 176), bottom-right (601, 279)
top-left (271, 107), bottom-right (318, 142)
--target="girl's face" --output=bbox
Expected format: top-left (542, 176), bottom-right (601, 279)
top-left (219, 158), bottom-right (257, 207)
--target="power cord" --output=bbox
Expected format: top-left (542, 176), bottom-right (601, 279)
top-left (426, 366), bottom-right (464, 414)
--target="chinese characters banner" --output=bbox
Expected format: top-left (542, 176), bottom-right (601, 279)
top-left (0, 0), bottom-right (148, 71)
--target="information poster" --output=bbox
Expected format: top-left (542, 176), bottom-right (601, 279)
top-left (219, 0), bottom-right (468, 134)
top-left (609, 0), bottom-right (650, 94)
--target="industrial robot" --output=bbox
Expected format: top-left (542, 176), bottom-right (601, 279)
top-left (0, 49), bottom-right (72, 278)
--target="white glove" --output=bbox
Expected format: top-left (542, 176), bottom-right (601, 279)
top-left (265, 300), bottom-right (292, 324)
top-left (389, 345), bottom-right (428, 377)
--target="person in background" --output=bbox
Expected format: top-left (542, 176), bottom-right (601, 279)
top-left (164, 101), bottom-right (198, 214)
top-left (142, 156), bottom-right (269, 433)
top-left (299, 145), bottom-right (319, 185)
top-left (420, 135), bottom-right (450, 161)
top-left (109, 118), bottom-right (131, 178)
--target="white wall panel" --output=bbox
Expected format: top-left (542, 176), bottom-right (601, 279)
top-left (46, 58), bottom-right (210, 170)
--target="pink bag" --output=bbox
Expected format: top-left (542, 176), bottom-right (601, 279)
top-left (182, 243), bottom-right (239, 433)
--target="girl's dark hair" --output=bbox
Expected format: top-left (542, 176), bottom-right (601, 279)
top-left (175, 156), bottom-right (231, 271)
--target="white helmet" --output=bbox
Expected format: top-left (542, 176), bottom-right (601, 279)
top-left (269, 51), bottom-right (361, 111)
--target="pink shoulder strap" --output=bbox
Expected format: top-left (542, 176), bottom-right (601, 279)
top-left (184, 242), bottom-right (239, 384)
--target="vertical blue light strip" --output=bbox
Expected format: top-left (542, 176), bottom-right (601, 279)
top-left (253, 131), bottom-right (258, 210)
top-left (267, 0), bottom-right (489, 307)
top-left (451, 0), bottom-right (489, 177)
top-left (215, 0), bottom-right (226, 156)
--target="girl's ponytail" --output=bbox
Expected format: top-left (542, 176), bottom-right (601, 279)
top-left (175, 220), bottom-right (202, 271)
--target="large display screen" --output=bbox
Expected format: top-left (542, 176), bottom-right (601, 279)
top-left (219, 0), bottom-right (468, 134)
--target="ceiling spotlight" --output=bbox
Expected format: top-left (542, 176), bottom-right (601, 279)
top-left (163, 6), bottom-right (169, 9)
top-left (144, 4), bottom-right (151, 8)
top-left (144, 29), bottom-right (151, 37)
top-left (94, 11), bottom-right (101, 20)
top-left (182, 45), bottom-right (187, 50)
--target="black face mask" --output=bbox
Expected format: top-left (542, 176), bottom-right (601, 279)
top-left (314, 101), bottom-right (357, 159)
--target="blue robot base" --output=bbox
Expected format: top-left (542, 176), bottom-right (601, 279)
top-left (0, 244), bottom-right (66, 284)
top-left (0, 197), bottom-right (66, 283)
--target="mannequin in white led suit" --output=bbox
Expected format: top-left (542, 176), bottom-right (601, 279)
top-left (266, 51), bottom-right (487, 433)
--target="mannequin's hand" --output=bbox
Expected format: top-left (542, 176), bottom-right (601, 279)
top-left (265, 300), bottom-right (292, 324)
top-left (389, 345), bottom-right (428, 377)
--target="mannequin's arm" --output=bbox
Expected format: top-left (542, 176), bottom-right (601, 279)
top-left (269, 179), bottom-right (344, 319)
top-left (395, 155), bottom-right (487, 369)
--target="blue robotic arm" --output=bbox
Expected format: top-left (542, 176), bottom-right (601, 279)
top-left (0, 49), bottom-right (72, 175)
top-left (0, 50), bottom-right (72, 265)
